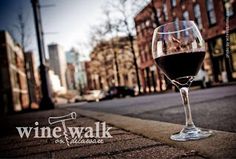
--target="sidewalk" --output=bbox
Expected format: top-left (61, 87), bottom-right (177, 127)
top-left (0, 107), bottom-right (235, 158)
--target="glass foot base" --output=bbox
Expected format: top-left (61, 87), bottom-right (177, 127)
top-left (170, 126), bottom-right (212, 141)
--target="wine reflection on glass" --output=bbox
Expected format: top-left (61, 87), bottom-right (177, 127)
top-left (152, 21), bottom-right (212, 141)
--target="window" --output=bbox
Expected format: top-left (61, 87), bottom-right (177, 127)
top-left (174, 17), bottom-right (179, 30)
top-left (156, 8), bottom-right (162, 22)
top-left (157, 8), bottom-right (161, 17)
top-left (152, 22), bottom-right (157, 28)
top-left (174, 17), bottom-right (180, 38)
top-left (145, 20), bottom-right (150, 27)
top-left (194, 4), bottom-right (203, 29)
top-left (151, 12), bottom-right (160, 28)
top-left (163, 3), bottom-right (168, 21)
top-left (141, 22), bottom-right (145, 29)
top-left (141, 46), bottom-right (146, 62)
top-left (206, 0), bottom-right (216, 25)
top-left (171, 0), bottom-right (176, 7)
top-left (174, 17), bottom-right (179, 31)
top-left (183, 11), bottom-right (189, 20)
top-left (151, 13), bottom-right (155, 21)
top-left (223, 0), bottom-right (234, 17)
top-left (11, 69), bottom-right (20, 89)
top-left (9, 47), bottom-right (16, 65)
top-left (137, 25), bottom-right (141, 34)
top-left (145, 44), bottom-right (150, 60)
top-left (210, 38), bottom-right (224, 57)
top-left (230, 33), bottom-right (236, 71)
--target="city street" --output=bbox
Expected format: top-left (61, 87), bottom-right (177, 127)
top-left (72, 85), bottom-right (236, 133)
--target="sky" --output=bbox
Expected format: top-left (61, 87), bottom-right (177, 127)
top-left (0, 0), bottom-right (108, 61)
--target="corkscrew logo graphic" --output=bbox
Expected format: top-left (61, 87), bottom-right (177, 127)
top-left (48, 112), bottom-right (77, 146)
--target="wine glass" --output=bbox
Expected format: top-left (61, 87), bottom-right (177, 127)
top-left (152, 20), bottom-right (212, 141)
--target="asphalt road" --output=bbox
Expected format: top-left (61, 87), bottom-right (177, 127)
top-left (73, 85), bottom-right (236, 133)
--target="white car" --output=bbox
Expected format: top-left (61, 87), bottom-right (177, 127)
top-left (193, 69), bottom-right (210, 88)
top-left (83, 90), bottom-right (106, 102)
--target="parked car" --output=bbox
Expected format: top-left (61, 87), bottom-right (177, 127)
top-left (173, 69), bottom-right (211, 92)
top-left (107, 86), bottom-right (135, 98)
top-left (67, 95), bottom-right (84, 103)
top-left (83, 90), bottom-right (106, 102)
top-left (192, 68), bottom-right (211, 88)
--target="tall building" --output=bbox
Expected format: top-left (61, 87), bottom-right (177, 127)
top-left (65, 48), bottom-right (87, 94)
top-left (48, 69), bottom-right (65, 93)
top-left (86, 36), bottom-right (141, 91)
top-left (65, 63), bottom-right (76, 90)
top-left (48, 43), bottom-right (67, 90)
top-left (0, 31), bottom-right (29, 113)
top-left (134, 0), bottom-right (236, 92)
top-left (25, 51), bottom-right (40, 108)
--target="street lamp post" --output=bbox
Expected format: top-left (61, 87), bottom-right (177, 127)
top-left (31, 0), bottom-right (54, 109)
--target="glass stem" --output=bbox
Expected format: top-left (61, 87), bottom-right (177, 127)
top-left (179, 87), bottom-right (195, 128)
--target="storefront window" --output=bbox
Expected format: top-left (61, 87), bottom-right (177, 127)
top-left (211, 38), bottom-right (224, 56)
top-left (230, 33), bottom-right (236, 71)
top-left (223, 0), bottom-right (234, 17)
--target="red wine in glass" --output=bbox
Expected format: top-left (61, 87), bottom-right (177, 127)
top-left (155, 51), bottom-right (205, 86)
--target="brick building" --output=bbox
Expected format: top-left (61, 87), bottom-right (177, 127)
top-left (65, 48), bottom-right (87, 94)
top-left (86, 36), bottom-right (140, 91)
top-left (0, 31), bottom-right (29, 113)
top-left (134, 0), bottom-right (236, 92)
top-left (25, 51), bottom-right (40, 108)
top-left (65, 63), bottom-right (76, 90)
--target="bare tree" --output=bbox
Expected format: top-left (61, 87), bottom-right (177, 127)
top-left (13, 9), bottom-right (31, 52)
top-left (106, 0), bottom-right (141, 94)
top-left (13, 9), bottom-right (35, 108)
top-left (88, 25), bottom-right (113, 89)
top-left (103, 9), bottom-right (121, 86)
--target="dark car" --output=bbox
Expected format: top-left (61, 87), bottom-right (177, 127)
top-left (108, 86), bottom-right (135, 98)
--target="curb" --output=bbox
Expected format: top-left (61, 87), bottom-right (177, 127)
top-left (68, 108), bottom-right (236, 159)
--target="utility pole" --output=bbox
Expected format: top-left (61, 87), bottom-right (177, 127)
top-left (31, 0), bottom-right (54, 109)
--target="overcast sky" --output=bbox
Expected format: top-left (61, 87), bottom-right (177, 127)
top-left (0, 0), bottom-right (148, 64)
top-left (0, 0), bottom-right (108, 61)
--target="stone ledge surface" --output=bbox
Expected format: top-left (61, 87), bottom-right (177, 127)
top-left (68, 107), bottom-right (236, 158)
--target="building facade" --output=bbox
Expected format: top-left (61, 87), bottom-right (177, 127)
top-left (48, 69), bottom-right (65, 94)
top-left (65, 48), bottom-right (87, 94)
top-left (86, 36), bottom-right (141, 91)
top-left (0, 31), bottom-right (29, 113)
top-left (65, 63), bottom-right (76, 90)
top-left (24, 51), bottom-right (40, 108)
top-left (134, 0), bottom-right (236, 92)
top-left (48, 43), bottom-right (67, 90)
